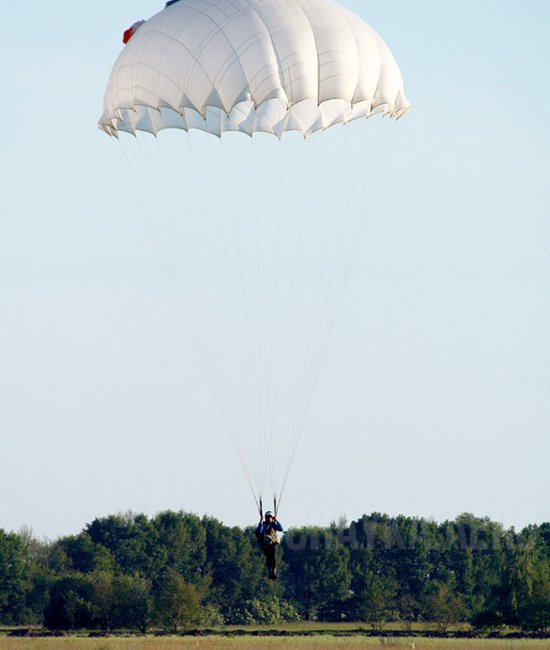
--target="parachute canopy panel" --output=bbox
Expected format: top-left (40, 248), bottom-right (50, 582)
top-left (99, 0), bottom-right (410, 138)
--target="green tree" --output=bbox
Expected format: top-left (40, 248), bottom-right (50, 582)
top-left (389, 516), bottom-right (435, 608)
top-left (516, 538), bottom-right (550, 634)
top-left (346, 513), bottom-right (439, 616)
top-left (354, 571), bottom-right (398, 631)
top-left (282, 528), bottom-right (351, 620)
top-left (153, 570), bottom-right (202, 632)
top-left (49, 533), bottom-right (113, 575)
top-left (232, 596), bottom-right (300, 624)
top-left (16, 527), bottom-right (53, 624)
top-left (424, 580), bottom-right (464, 633)
top-left (471, 609), bottom-right (505, 633)
top-left (438, 514), bottom-right (501, 617)
top-left (85, 513), bottom-right (165, 580)
top-left (91, 571), bottom-right (114, 631)
top-left (398, 593), bottom-right (418, 631)
top-left (0, 529), bottom-right (28, 624)
top-left (43, 575), bottom-right (96, 630)
top-left (499, 526), bottom-right (541, 624)
top-left (153, 511), bottom-right (208, 588)
top-left (519, 581), bottom-right (550, 633)
top-left (92, 572), bottom-right (152, 632)
top-left (202, 517), bottom-right (265, 619)
top-left (113, 574), bottom-right (152, 631)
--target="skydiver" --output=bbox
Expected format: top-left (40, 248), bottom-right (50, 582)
top-left (256, 511), bottom-right (283, 579)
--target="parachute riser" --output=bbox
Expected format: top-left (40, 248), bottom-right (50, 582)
top-left (257, 495), bottom-right (278, 519)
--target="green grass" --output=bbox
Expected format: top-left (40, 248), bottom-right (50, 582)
top-left (0, 637), bottom-right (549, 649)
top-left (214, 622), bottom-right (474, 632)
top-left (1, 622), bottom-right (547, 650)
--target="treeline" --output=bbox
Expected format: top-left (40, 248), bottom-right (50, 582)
top-left (0, 512), bottom-right (549, 633)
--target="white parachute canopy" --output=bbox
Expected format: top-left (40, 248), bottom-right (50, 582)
top-left (100, 0), bottom-right (409, 138)
top-left (99, 0), bottom-right (409, 510)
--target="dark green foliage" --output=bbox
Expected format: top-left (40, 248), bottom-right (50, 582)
top-left (282, 527), bottom-right (351, 620)
top-left (152, 569), bottom-right (202, 632)
top-left (85, 513), bottom-right (165, 580)
top-left (352, 570), bottom-right (398, 630)
top-left (48, 533), bottom-right (114, 574)
top-left (93, 572), bottom-right (153, 632)
top-left (471, 608), bottom-right (505, 632)
top-left (43, 575), bottom-right (96, 630)
top-left (202, 517), bottom-right (267, 618)
top-left (153, 511), bottom-right (207, 584)
top-left (230, 595), bottom-right (300, 624)
top-left (1, 511), bottom-right (549, 631)
top-left (0, 530), bottom-right (29, 624)
top-left (518, 581), bottom-right (550, 633)
top-left (423, 579), bottom-right (464, 633)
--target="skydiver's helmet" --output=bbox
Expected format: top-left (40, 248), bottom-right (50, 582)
top-left (265, 511), bottom-right (274, 518)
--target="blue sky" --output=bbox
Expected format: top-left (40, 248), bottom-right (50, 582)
top-left (1, 1), bottom-right (549, 538)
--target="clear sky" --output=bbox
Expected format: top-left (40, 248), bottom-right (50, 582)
top-left (1, 1), bottom-right (549, 539)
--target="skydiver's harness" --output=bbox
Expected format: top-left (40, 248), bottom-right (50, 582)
top-left (260, 527), bottom-right (279, 546)
top-left (257, 497), bottom-right (280, 546)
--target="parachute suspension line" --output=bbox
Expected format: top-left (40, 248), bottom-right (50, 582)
top-left (252, 135), bottom-right (267, 495)
top-left (282, 125), bottom-right (367, 486)
top-left (257, 133), bottom-right (269, 498)
top-left (266, 133), bottom-right (290, 500)
top-left (273, 129), bottom-right (341, 504)
top-left (348, 118), bottom-right (396, 273)
top-left (154, 133), bottom-right (249, 483)
top-left (214, 134), bottom-right (270, 505)
top-left (214, 135), bottom-right (271, 506)
top-left (289, 122), bottom-right (359, 444)
top-left (219, 134), bottom-right (264, 499)
top-left (277, 117), bottom-right (396, 502)
top-left (239, 136), bottom-right (266, 499)
top-left (199, 134), bottom-right (240, 432)
top-left (100, 0), bottom-right (410, 517)
top-left (160, 133), bottom-right (239, 439)
top-left (221, 131), bottom-right (294, 504)
top-left (274, 132), bottom-right (319, 506)
top-left (129, 130), bottom-right (258, 504)
top-left (296, 120), bottom-right (395, 453)
top-left (266, 131), bottom-right (317, 507)
top-left (210, 132), bottom-right (272, 503)
top-left (205, 133), bottom-right (261, 484)
top-left (207, 135), bottom-right (247, 493)
top-left (115, 118), bottom-right (394, 514)
top-left (280, 125), bottom-right (354, 491)
top-left (118, 136), bottom-right (197, 339)
top-left (288, 121), bottom-right (395, 470)
top-left (206, 132), bottom-right (271, 505)
top-left (113, 136), bottom-right (223, 506)
top-left (258, 133), bottom-right (283, 501)
top-left (259, 496), bottom-right (263, 518)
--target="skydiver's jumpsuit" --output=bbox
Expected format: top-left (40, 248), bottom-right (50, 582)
top-left (256, 519), bottom-right (284, 578)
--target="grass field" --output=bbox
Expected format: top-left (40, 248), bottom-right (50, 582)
top-left (1, 623), bottom-right (547, 650)
top-left (1, 638), bottom-right (550, 649)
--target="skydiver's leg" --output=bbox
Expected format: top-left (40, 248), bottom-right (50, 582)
top-left (261, 545), bottom-right (271, 575)
top-left (266, 545), bottom-right (277, 578)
